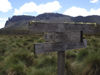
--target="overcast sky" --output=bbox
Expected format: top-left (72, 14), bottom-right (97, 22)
top-left (0, 0), bottom-right (100, 28)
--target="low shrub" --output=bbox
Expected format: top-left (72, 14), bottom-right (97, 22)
top-left (65, 61), bottom-right (74, 75)
top-left (82, 53), bottom-right (100, 75)
top-left (36, 55), bottom-right (56, 68)
top-left (66, 51), bottom-right (76, 59)
top-left (76, 49), bottom-right (88, 61)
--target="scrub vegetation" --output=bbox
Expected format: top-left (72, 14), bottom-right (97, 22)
top-left (0, 34), bottom-right (100, 75)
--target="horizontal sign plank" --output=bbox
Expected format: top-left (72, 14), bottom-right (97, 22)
top-left (29, 22), bottom-right (95, 33)
top-left (44, 31), bottom-right (81, 43)
top-left (34, 39), bottom-right (87, 54)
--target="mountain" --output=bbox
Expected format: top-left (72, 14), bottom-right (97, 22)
top-left (4, 13), bottom-right (72, 30)
top-left (2, 13), bottom-right (100, 35)
top-left (72, 15), bottom-right (100, 24)
top-left (35, 13), bottom-right (72, 22)
top-left (5, 15), bottom-right (35, 30)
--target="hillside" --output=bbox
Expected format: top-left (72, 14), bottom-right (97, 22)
top-left (72, 15), bottom-right (100, 24)
top-left (4, 15), bottom-right (35, 30)
top-left (4, 13), bottom-right (72, 30)
top-left (0, 13), bottom-right (98, 36)
top-left (4, 13), bottom-right (100, 30)
top-left (0, 34), bottom-right (100, 75)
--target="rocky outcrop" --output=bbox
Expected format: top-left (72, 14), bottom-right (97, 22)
top-left (4, 13), bottom-right (73, 29)
top-left (5, 15), bottom-right (35, 30)
top-left (2, 13), bottom-right (100, 35)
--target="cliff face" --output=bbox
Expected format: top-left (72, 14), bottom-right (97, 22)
top-left (5, 15), bottom-right (35, 30)
top-left (4, 13), bottom-right (100, 33)
top-left (4, 13), bottom-right (72, 30)
top-left (35, 13), bottom-right (72, 22)
top-left (72, 15), bottom-right (100, 24)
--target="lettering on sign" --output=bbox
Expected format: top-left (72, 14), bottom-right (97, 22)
top-left (29, 22), bottom-right (96, 33)
top-left (34, 42), bottom-right (86, 54)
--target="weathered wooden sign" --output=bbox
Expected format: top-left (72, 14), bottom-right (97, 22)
top-left (35, 31), bottom-right (87, 54)
top-left (28, 21), bottom-right (93, 75)
top-left (29, 22), bottom-right (95, 33)
top-left (35, 41), bottom-right (86, 54)
top-left (44, 31), bottom-right (80, 43)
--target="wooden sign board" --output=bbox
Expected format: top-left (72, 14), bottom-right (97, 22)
top-left (34, 39), bottom-right (87, 54)
top-left (29, 22), bottom-right (95, 33)
top-left (44, 31), bottom-right (81, 43)
top-left (29, 22), bottom-right (89, 75)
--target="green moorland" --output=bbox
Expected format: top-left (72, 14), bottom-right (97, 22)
top-left (0, 34), bottom-right (100, 75)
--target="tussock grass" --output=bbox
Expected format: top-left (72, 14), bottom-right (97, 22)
top-left (0, 34), bottom-right (100, 75)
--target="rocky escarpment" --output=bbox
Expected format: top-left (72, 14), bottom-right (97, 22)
top-left (2, 13), bottom-right (100, 35)
top-left (4, 13), bottom-right (72, 30)
top-left (5, 15), bottom-right (35, 30)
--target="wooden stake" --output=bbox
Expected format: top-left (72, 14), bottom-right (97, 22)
top-left (57, 51), bottom-right (65, 75)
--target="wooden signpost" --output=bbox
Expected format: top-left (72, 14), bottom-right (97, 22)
top-left (28, 22), bottom-right (95, 75)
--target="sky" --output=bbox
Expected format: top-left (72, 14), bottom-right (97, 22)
top-left (0, 0), bottom-right (100, 28)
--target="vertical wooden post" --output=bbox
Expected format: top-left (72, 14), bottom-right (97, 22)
top-left (80, 31), bottom-right (83, 43)
top-left (33, 44), bottom-right (37, 58)
top-left (57, 51), bottom-right (65, 75)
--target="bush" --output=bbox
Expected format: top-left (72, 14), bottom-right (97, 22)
top-left (82, 53), bottom-right (100, 75)
top-left (76, 49), bottom-right (88, 61)
top-left (36, 55), bottom-right (56, 68)
top-left (66, 51), bottom-right (76, 59)
top-left (6, 62), bottom-right (27, 75)
top-left (12, 50), bottom-right (35, 67)
top-left (65, 61), bottom-right (74, 75)
top-left (28, 66), bottom-right (56, 75)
